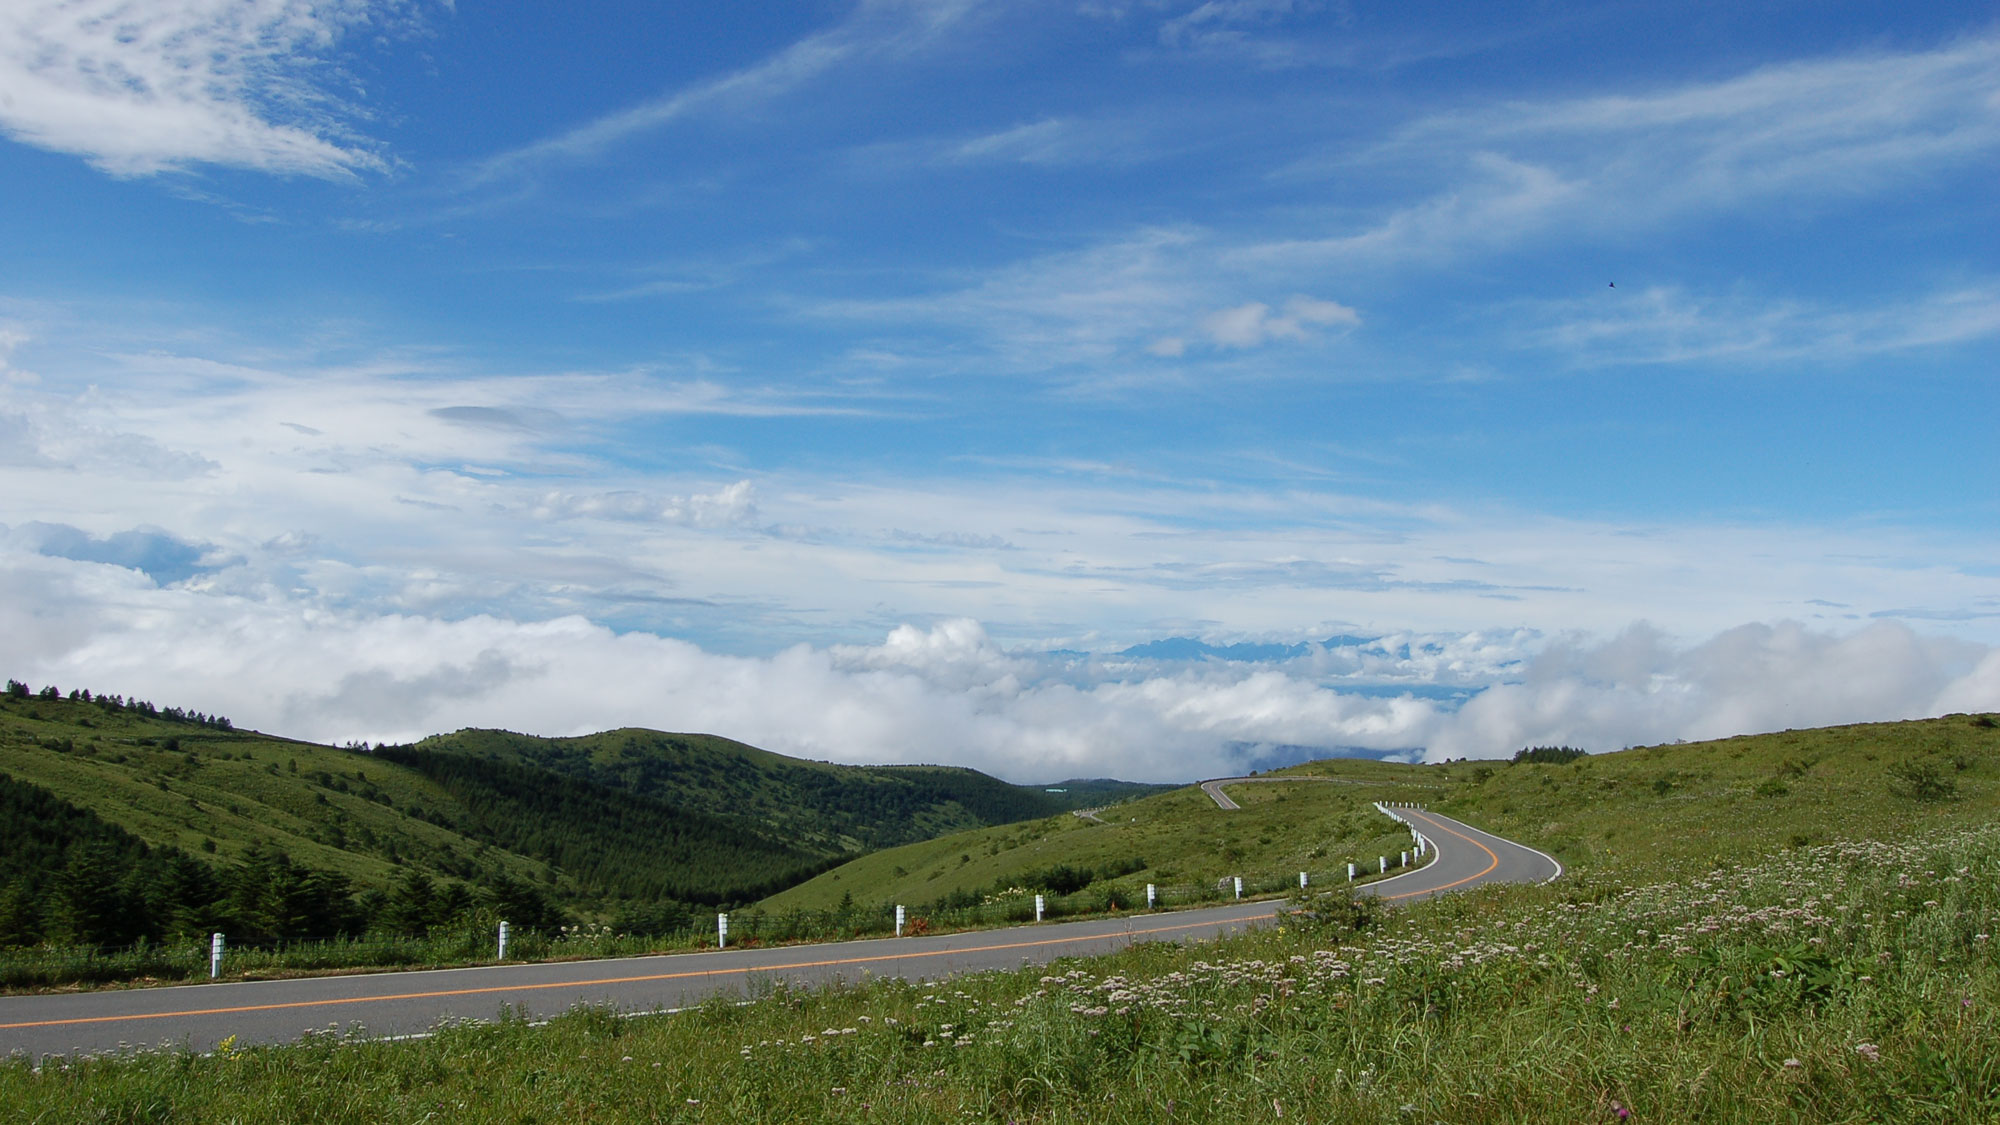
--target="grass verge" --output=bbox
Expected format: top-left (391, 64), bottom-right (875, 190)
top-left (8, 822), bottom-right (1996, 1121)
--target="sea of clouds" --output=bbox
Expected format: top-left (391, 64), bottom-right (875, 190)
top-left (5, 545), bottom-right (1994, 783)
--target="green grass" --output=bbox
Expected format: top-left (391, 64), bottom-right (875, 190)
top-left (761, 713), bottom-right (2000, 918)
top-left (10, 809), bottom-right (1998, 1121)
top-left (0, 692), bottom-right (1149, 917)
top-left (759, 771), bottom-right (1435, 916)
top-left (0, 696), bottom-right (551, 893)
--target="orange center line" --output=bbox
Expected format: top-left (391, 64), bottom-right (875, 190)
top-left (1376, 812), bottom-right (1499, 900)
top-left (0, 914), bottom-right (1267, 1032)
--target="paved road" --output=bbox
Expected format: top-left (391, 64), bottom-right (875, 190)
top-left (1198, 774), bottom-right (1366, 809)
top-left (1360, 806), bottom-right (1562, 903)
top-left (0, 903), bottom-right (1281, 1060)
top-left (0, 808), bottom-right (1558, 1061)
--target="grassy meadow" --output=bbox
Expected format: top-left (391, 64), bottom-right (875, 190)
top-left (8, 793), bottom-right (1998, 1121)
top-left (761, 714), bottom-right (2000, 919)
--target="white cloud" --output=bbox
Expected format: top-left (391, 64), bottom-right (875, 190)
top-left (1519, 283), bottom-right (2000, 367)
top-left (1198, 295), bottom-right (1359, 348)
top-left (3, 558), bottom-right (1993, 782)
top-left (530, 481), bottom-right (758, 528)
top-left (811, 226), bottom-right (1212, 368)
top-left (468, 0), bottom-right (986, 186)
top-left (0, 0), bottom-right (397, 177)
top-left (1250, 36), bottom-right (2000, 271)
top-left (1424, 621), bottom-right (1995, 761)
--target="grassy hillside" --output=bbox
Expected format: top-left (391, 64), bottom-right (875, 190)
top-left (411, 727), bottom-right (1117, 854)
top-left (0, 689), bottom-right (555, 895)
top-left (1422, 712), bottom-right (2000, 879)
top-left (761, 713), bottom-right (2000, 914)
top-left (758, 768), bottom-right (1432, 914)
top-left (0, 684), bottom-right (1163, 943)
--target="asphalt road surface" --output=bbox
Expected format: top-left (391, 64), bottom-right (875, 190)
top-left (1198, 774), bottom-right (1366, 809)
top-left (0, 807), bottom-right (1558, 1061)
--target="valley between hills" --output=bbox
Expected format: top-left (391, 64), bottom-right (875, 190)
top-left (6, 680), bottom-right (2000, 1119)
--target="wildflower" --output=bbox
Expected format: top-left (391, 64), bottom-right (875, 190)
top-left (1782, 1058), bottom-right (1801, 1069)
top-left (1610, 1100), bottom-right (1631, 1119)
top-left (1854, 1043), bottom-right (1880, 1062)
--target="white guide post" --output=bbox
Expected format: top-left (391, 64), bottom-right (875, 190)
top-left (1299, 871), bottom-right (1308, 889)
top-left (895, 904), bottom-right (905, 937)
top-left (497, 920), bottom-right (510, 961)
top-left (1347, 863), bottom-right (1356, 882)
top-left (1380, 855), bottom-right (1388, 874)
top-left (1233, 876), bottom-right (1243, 900)
top-left (209, 932), bottom-right (224, 979)
top-left (717, 913), bottom-right (728, 949)
top-left (1402, 850), bottom-right (1409, 867)
top-left (1034, 894), bottom-right (1045, 922)
top-left (1145, 883), bottom-right (1156, 909)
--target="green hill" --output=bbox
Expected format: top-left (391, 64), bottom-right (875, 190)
top-left (0, 682), bottom-right (1155, 950)
top-left (405, 727), bottom-right (1150, 853)
top-left (760, 713), bottom-right (2000, 915)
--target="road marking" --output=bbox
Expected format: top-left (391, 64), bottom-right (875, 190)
top-left (1372, 811), bottom-right (1499, 900)
top-left (0, 912), bottom-right (1270, 1032)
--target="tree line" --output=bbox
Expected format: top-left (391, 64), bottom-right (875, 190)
top-left (0, 772), bottom-right (562, 949)
top-left (5, 679), bottom-right (233, 730)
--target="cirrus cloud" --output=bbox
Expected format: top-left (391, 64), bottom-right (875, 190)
top-left (0, 0), bottom-right (401, 177)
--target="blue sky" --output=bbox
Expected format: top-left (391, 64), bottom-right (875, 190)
top-left (1, 0), bottom-right (1995, 780)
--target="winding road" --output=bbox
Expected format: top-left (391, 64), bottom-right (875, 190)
top-left (0, 795), bottom-right (1557, 1061)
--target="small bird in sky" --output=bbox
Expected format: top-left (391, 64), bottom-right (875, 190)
top-left (1608, 282), bottom-right (1616, 287)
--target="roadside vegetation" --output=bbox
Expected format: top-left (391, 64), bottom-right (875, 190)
top-left (9, 801), bottom-right (1998, 1120)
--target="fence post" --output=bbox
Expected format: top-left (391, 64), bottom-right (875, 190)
top-left (497, 920), bottom-right (510, 961)
top-left (1034, 894), bottom-right (1045, 922)
top-left (209, 932), bottom-right (224, 979)
top-left (1233, 876), bottom-right (1243, 900)
top-left (717, 913), bottom-right (728, 949)
top-left (895, 904), bottom-right (905, 937)
top-left (1146, 883), bottom-right (1156, 909)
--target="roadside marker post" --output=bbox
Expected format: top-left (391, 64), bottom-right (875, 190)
top-left (1299, 871), bottom-right (1308, 889)
top-left (209, 933), bottom-right (224, 979)
top-left (1380, 855), bottom-right (1388, 874)
top-left (1145, 883), bottom-right (1156, 909)
top-left (497, 920), bottom-right (510, 961)
top-left (1034, 894), bottom-right (1045, 922)
top-left (895, 905), bottom-right (905, 937)
top-left (1347, 863), bottom-right (1356, 881)
top-left (1233, 876), bottom-right (1243, 900)
top-left (1402, 850), bottom-right (1410, 867)
top-left (717, 913), bottom-right (728, 949)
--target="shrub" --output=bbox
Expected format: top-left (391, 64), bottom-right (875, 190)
top-left (1887, 759), bottom-right (1958, 802)
top-left (1282, 885), bottom-right (1380, 937)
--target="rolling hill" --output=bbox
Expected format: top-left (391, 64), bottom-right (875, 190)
top-left (0, 681), bottom-right (1162, 946)
top-left (759, 712), bottom-right (2000, 915)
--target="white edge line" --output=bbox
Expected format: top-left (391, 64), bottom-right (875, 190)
top-left (1406, 808), bottom-right (1565, 886)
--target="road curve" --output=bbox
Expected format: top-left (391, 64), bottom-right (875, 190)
top-left (0, 811), bottom-right (1557, 1061)
top-left (1198, 774), bottom-right (1366, 809)
top-left (1359, 806), bottom-right (1561, 904)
